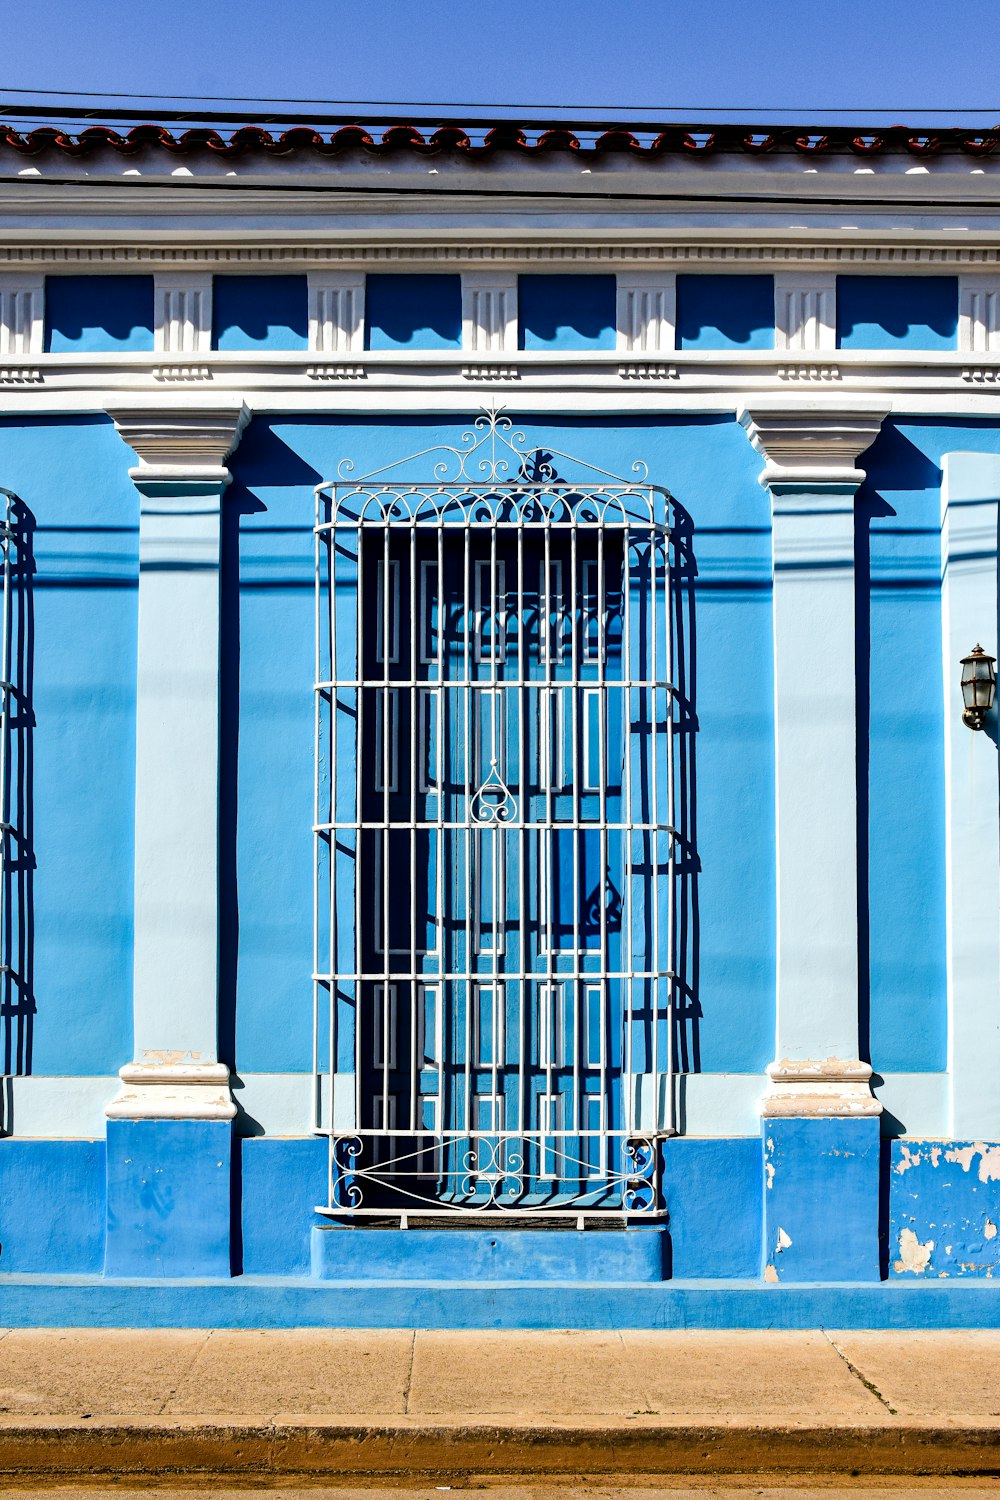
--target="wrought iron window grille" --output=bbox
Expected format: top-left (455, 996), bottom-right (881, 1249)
top-left (312, 412), bottom-right (679, 1220)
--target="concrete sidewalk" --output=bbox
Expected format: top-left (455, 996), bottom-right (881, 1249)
top-left (0, 1328), bottom-right (999, 1481)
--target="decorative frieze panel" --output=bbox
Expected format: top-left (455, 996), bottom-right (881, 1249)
top-left (0, 274), bottom-right (43, 357)
top-left (308, 272), bottom-right (365, 354)
top-left (774, 273), bottom-right (836, 352)
top-left (616, 273), bottom-right (676, 354)
top-left (153, 273), bottom-right (212, 354)
top-left (461, 272), bottom-right (517, 353)
top-left (959, 275), bottom-right (1000, 354)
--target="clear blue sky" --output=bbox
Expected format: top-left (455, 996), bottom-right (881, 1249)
top-left (2, 0), bottom-right (995, 124)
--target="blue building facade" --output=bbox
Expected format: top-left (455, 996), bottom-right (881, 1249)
top-left (0, 118), bottom-right (999, 1324)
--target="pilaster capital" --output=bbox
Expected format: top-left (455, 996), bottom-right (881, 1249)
top-left (108, 401), bottom-right (251, 486)
top-left (763, 1059), bottom-right (882, 1118)
top-left (739, 405), bottom-right (888, 490)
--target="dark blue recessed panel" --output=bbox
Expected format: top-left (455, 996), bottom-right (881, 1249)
top-left (518, 275), bottom-right (616, 351)
top-left (45, 275), bottom-right (154, 354)
top-left (837, 276), bottom-right (958, 350)
top-left (212, 275), bottom-right (308, 352)
top-left (676, 275), bottom-right (775, 351)
top-left (365, 275), bottom-right (462, 350)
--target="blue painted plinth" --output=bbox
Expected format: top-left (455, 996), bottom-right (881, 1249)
top-left (311, 1226), bottom-right (667, 1282)
top-left (3, 1276), bottom-right (1000, 1329)
top-left (105, 1119), bottom-right (233, 1279)
top-left (763, 1117), bottom-right (881, 1283)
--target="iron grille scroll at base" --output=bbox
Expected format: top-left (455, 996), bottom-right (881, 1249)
top-left (313, 412), bottom-right (676, 1221)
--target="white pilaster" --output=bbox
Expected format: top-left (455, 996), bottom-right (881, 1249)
top-left (616, 272), bottom-right (676, 353)
top-left (308, 271), bottom-right (365, 353)
top-left (105, 402), bottom-right (249, 1122)
top-left (941, 452), bottom-right (1000, 1139)
top-left (153, 273), bottom-right (213, 354)
top-left (0, 274), bottom-right (44, 356)
top-left (740, 406), bottom-right (888, 1118)
top-left (774, 273), bottom-right (837, 353)
top-left (959, 275), bottom-right (1000, 354)
top-left (461, 271), bottom-right (517, 353)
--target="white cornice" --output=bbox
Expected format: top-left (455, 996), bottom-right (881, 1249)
top-left (7, 240), bottom-right (1000, 269)
top-left (0, 349), bottom-right (995, 420)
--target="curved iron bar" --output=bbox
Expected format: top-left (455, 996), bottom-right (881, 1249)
top-left (324, 409), bottom-right (671, 499)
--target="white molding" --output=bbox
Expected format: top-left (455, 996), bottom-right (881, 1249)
top-left (959, 274), bottom-right (1000, 354)
top-left (110, 401), bottom-right (250, 476)
top-left (762, 1060), bottom-right (881, 1118)
top-left (740, 406), bottom-right (886, 486)
top-left (461, 270), bottom-right (517, 354)
top-left (616, 272), bottom-right (676, 354)
top-left (3, 243), bottom-right (1000, 271)
top-left (941, 452), bottom-right (1000, 1139)
top-left (153, 272), bottom-right (212, 355)
top-left (106, 1062), bottom-right (236, 1121)
top-left (307, 270), bottom-right (364, 353)
top-left (742, 405), bottom-right (888, 1118)
top-left (774, 272), bottom-right (836, 353)
top-left (0, 272), bottom-right (43, 356)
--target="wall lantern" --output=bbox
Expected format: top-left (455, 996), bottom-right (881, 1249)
top-left (960, 644), bottom-right (997, 731)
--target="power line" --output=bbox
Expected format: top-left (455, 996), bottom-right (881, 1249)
top-left (0, 85), bottom-right (996, 115)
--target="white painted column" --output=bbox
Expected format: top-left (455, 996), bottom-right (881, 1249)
top-left (959, 276), bottom-right (1000, 354)
top-left (773, 273), bottom-right (836, 353)
top-left (461, 271), bottom-right (517, 353)
top-left (105, 403), bottom-right (249, 1121)
top-left (941, 452), bottom-right (1000, 1139)
top-left (741, 407), bottom-right (887, 1117)
top-left (0, 274), bottom-right (43, 356)
top-left (307, 271), bottom-right (365, 353)
top-left (153, 272), bottom-right (213, 356)
top-left (616, 272), bottom-right (676, 354)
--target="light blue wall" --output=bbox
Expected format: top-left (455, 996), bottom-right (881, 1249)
top-left (212, 275), bottom-right (308, 352)
top-left (518, 275), bottom-right (616, 351)
top-left (364, 275), bottom-right (462, 350)
top-left (837, 277), bottom-right (958, 351)
top-left (676, 275), bottom-right (775, 351)
top-left (45, 276), bottom-right (154, 354)
top-left (0, 416), bottom-right (136, 1076)
top-left (862, 418), bottom-right (1000, 1074)
top-left (227, 414), bottom-right (775, 1080)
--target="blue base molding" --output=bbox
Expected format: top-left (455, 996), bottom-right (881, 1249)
top-left (311, 1226), bottom-right (668, 1282)
top-left (2, 1276), bottom-right (1000, 1329)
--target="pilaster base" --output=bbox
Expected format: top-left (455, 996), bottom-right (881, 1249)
top-left (763, 1116), bottom-right (881, 1283)
top-left (762, 1059), bottom-right (881, 1118)
top-left (106, 1061), bottom-right (236, 1121)
top-left (104, 1118), bottom-right (233, 1278)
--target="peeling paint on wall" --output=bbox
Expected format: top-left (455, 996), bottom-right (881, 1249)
top-left (894, 1227), bottom-right (934, 1274)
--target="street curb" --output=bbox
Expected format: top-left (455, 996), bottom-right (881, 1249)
top-left (0, 1419), bottom-right (998, 1479)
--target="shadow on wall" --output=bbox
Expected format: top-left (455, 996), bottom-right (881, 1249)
top-left (670, 500), bottom-right (701, 1102)
top-left (217, 422), bottom-right (322, 1098)
top-left (0, 497), bottom-right (36, 1123)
